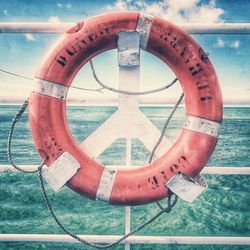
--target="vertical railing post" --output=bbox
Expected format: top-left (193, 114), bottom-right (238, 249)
top-left (125, 138), bottom-right (132, 250)
top-left (117, 31), bottom-right (141, 250)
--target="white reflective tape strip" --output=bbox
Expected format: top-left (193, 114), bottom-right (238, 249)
top-left (136, 13), bottom-right (153, 50)
top-left (184, 116), bottom-right (220, 137)
top-left (34, 79), bottom-right (68, 100)
top-left (96, 168), bottom-right (118, 202)
top-left (42, 152), bottom-right (80, 192)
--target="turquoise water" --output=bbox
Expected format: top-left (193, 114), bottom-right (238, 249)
top-left (0, 105), bottom-right (250, 250)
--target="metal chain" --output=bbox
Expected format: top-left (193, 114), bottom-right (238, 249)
top-left (7, 98), bottom-right (48, 173)
top-left (89, 60), bottom-right (178, 95)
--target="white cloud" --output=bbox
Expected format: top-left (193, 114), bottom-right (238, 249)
top-left (24, 34), bottom-right (36, 41)
top-left (215, 38), bottom-right (241, 49)
top-left (65, 3), bottom-right (72, 9)
top-left (56, 2), bottom-right (71, 9)
top-left (230, 40), bottom-right (240, 49)
top-left (48, 16), bottom-right (61, 23)
top-left (3, 10), bottom-right (8, 15)
top-left (215, 38), bottom-right (225, 47)
top-left (106, 0), bottom-right (224, 23)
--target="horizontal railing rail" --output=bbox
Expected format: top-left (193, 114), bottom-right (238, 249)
top-left (0, 234), bottom-right (250, 245)
top-left (1, 165), bottom-right (250, 174)
top-left (0, 22), bottom-right (250, 34)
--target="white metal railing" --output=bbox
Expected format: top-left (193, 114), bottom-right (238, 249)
top-left (0, 22), bottom-right (250, 34)
top-left (0, 165), bottom-right (250, 246)
top-left (1, 165), bottom-right (250, 174)
top-left (0, 21), bottom-right (250, 248)
top-left (0, 234), bottom-right (250, 245)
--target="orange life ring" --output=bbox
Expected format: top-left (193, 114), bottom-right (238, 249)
top-left (29, 12), bottom-right (223, 206)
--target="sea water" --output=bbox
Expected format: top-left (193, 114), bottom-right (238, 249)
top-left (0, 105), bottom-right (249, 250)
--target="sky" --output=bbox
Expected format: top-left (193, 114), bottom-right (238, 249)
top-left (0, 0), bottom-right (249, 103)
